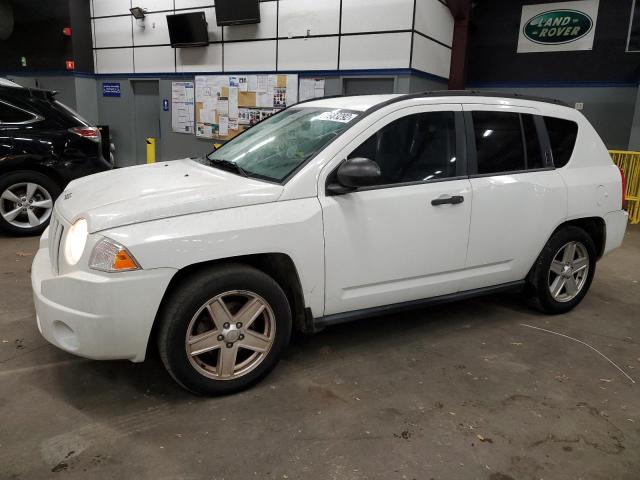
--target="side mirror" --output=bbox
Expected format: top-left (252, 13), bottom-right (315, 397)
top-left (327, 157), bottom-right (381, 195)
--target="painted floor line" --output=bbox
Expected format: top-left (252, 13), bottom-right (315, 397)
top-left (521, 323), bottom-right (636, 384)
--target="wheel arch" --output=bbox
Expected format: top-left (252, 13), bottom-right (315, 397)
top-left (526, 215), bottom-right (606, 284)
top-left (551, 216), bottom-right (606, 259)
top-left (0, 160), bottom-right (67, 191)
top-left (147, 252), bottom-right (309, 358)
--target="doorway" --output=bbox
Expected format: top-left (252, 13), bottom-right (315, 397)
top-left (131, 80), bottom-right (160, 165)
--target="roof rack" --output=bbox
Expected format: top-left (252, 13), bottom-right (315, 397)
top-left (414, 90), bottom-right (569, 107)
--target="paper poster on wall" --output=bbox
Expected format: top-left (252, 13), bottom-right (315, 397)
top-left (194, 74), bottom-right (298, 141)
top-left (517, 0), bottom-right (599, 53)
top-left (171, 81), bottom-right (195, 134)
top-left (299, 78), bottom-right (325, 102)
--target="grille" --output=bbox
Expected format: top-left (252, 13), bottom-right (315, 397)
top-left (48, 213), bottom-right (64, 274)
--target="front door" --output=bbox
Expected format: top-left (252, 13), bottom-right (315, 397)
top-left (320, 104), bottom-right (472, 316)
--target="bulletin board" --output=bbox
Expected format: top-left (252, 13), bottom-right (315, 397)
top-left (195, 74), bottom-right (298, 141)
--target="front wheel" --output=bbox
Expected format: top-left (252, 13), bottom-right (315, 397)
top-left (157, 264), bottom-right (292, 395)
top-left (525, 226), bottom-right (596, 314)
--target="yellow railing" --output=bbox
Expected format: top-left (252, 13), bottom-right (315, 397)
top-left (609, 150), bottom-right (640, 224)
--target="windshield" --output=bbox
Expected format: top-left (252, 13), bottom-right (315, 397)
top-left (206, 107), bottom-right (360, 182)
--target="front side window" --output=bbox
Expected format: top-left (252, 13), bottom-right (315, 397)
top-left (207, 108), bottom-right (359, 182)
top-left (348, 111), bottom-right (458, 185)
top-left (0, 101), bottom-right (33, 124)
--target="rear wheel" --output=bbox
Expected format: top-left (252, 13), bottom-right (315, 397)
top-left (525, 226), bottom-right (596, 314)
top-left (157, 264), bottom-right (292, 395)
top-left (0, 171), bottom-right (60, 236)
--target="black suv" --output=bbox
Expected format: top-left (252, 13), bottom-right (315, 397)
top-left (0, 83), bottom-right (112, 235)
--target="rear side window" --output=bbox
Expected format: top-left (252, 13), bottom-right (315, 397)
top-left (472, 111), bottom-right (524, 174)
top-left (543, 116), bottom-right (578, 168)
top-left (522, 114), bottom-right (544, 169)
top-left (0, 101), bottom-right (33, 124)
top-left (472, 111), bottom-right (548, 174)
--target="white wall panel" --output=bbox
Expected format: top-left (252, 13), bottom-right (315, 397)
top-left (176, 44), bottom-right (222, 72)
top-left (278, 0), bottom-right (340, 37)
top-left (341, 0), bottom-right (413, 33)
top-left (136, 0), bottom-right (173, 12)
top-left (411, 33), bottom-right (451, 79)
top-left (415, 0), bottom-right (454, 47)
top-left (340, 33), bottom-right (411, 69)
top-left (134, 46), bottom-right (175, 73)
top-left (133, 12), bottom-right (171, 45)
top-left (93, 0), bottom-right (131, 17)
top-left (223, 2), bottom-right (277, 41)
top-left (94, 16), bottom-right (133, 48)
top-left (95, 48), bottom-right (134, 74)
top-left (223, 41), bottom-right (276, 72)
top-left (175, 0), bottom-right (214, 9)
top-left (278, 37), bottom-right (339, 70)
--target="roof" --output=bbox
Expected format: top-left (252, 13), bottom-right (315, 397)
top-left (298, 90), bottom-right (569, 111)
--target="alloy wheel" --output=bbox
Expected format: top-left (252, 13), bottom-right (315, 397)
top-left (185, 290), bottom-right (276, 380)
top-left (547, 241), bottom-right (590, 303)
top-left (0, 182), bottom-right (53, 229)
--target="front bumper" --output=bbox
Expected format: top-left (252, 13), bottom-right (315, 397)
top-left (31, 244), bottom-right (176, 362)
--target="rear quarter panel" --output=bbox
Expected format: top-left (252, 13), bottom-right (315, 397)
top-left (102, 198), bottom-right (326, 317)
top-left (548, 106), bottom-right (623, 219)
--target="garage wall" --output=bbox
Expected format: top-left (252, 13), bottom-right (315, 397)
top-left (86, 0), bottom-right (453, 165)
top-left (89, 0), bottom-right (453, 78)
top-left (466, 0), bottom-right (640, 150)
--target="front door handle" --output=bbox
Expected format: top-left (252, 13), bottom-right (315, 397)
top-left (431, 195), bottom-right (464, 206)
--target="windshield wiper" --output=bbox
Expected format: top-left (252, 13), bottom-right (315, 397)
top-left (208, 158), bottom-right (249, 178)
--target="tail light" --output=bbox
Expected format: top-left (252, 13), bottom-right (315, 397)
top-left (619, 166), bottom-right (627, 210)
top-left (69, 126), bottom-right (101, 142)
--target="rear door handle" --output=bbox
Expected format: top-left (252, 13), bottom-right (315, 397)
top-left (431, 195), bottom-right (464, 206)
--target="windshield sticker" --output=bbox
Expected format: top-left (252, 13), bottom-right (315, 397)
top-left (314, 111), bottom-right (359, 123)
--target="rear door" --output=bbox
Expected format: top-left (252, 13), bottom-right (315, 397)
top-left (459, 104), bottom-right (568, 291)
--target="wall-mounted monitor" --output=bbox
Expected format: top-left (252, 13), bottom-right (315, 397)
top-left (215, 0), bottom-right (260, 27)
top-left (166, 12), bottom-right (209, 48)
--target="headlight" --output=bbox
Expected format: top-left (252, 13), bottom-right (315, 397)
top-left (89, 237), bottom-right (141, 272)
top-left (63, 218), bottom-right (88, 265)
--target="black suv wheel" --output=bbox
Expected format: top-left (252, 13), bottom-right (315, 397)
top-left (0, 171), bottom-right (61, 236)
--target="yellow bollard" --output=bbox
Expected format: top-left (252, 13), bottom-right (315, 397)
top-left (146, 137), bottom-right (156, 164)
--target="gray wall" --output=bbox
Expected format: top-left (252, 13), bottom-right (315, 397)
top-left (97, 73), bottom-right (448, 167)
top-left (474, 85), bottom-right (638, 150)
top-left (629, 88), bottom-right (640, 151)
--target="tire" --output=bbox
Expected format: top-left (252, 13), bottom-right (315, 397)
top-left (525, 226), bottom-right (596, 314)
top-left (157, 264), bottom-right (292, 395)
top-left (0, 171), bottom-right (61, 236)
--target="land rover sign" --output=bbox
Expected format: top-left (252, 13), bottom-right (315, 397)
top-left (517, 0), bottom-right (599, 53)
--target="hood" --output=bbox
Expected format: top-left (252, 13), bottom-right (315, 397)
top-left (56, 159), bottom-right (284, 232)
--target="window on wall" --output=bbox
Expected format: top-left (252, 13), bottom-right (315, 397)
top-left (348, 111), bottom-right (458, 185)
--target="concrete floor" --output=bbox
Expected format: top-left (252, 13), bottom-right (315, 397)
top-left (0, 227), bottom-right (639, 480)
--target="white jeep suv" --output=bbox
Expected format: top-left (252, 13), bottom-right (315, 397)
top-left (31, 92), bottom-right (628, 395)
